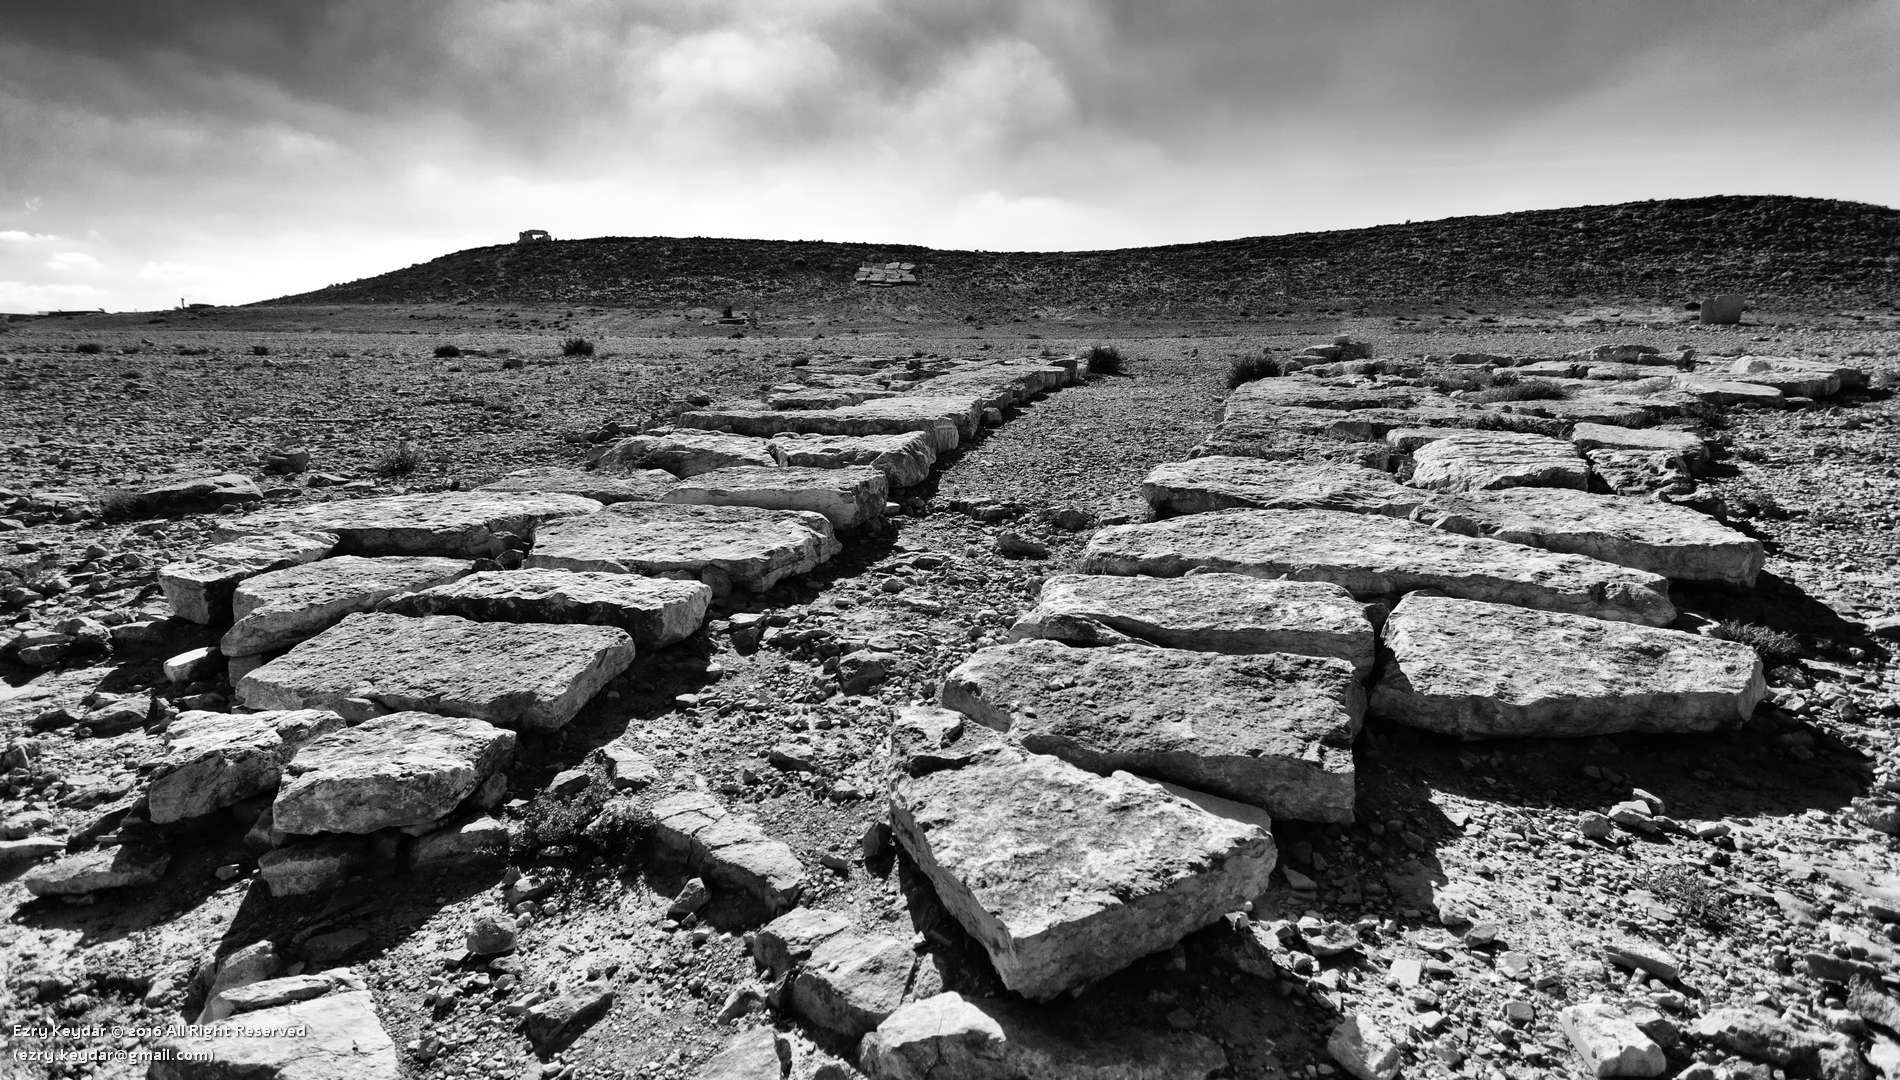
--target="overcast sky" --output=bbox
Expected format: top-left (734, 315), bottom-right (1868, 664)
top-left (2, 0), bottom-right (1896, 312)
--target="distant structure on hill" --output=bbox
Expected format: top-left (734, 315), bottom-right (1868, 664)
top-left (517, 229), bottom-right (552, 244)
top-left (855, 261), bottom-right (918, 286)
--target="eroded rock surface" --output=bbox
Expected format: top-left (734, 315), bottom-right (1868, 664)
top-left (769, 431), bottom-right (938, 488)
top-left (147, 709), bottom-right (343, 823)
top-left (663, 464), bottom-right (889, 530)
top-left (1143, 457), bottom-right (1428, 518)
top-left (381, 569), bottom-right (710, 648)
top-left (272, 712), bottom-right (515, 835)
top-left (160, 532), bottom-right (337, 624)
top-left (149, 989), bottom-right (399, 1080)
top-left (593, 430), bottom-right (776, 477)
top-left (1408, 431), bottom-right (1588, 492)
top-left (679, 395), bottom-right (982, 452)
top-left (222, 555), bottom-right (470, 656)
top-left (525, 502), bottom-right (840, 595)
top-left (478, 465), bottom-right (676, 503)
top-left (222, 491), bottom-right (601, 557)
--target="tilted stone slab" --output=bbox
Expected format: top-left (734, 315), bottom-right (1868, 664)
top-left (1371, 594), bottom-right (1765, 739)
top-left (478, 466), bottom-right (675, 503)
top-left (889, 734), bottom-right (1276, 1001)
top-left (381, 569), bottom-right (711, 648)
top-left (273, 712), bottom-right (516, 834)
top-left (221, 491), bottom-right (602, 557)
top-left (1670, 375), bottom-right (1784, 406)
top-left (941, 639), bottom-right (1362, 821)
top-left (147, 709), bottom-right (343, 824)
top-left (238, 612), bottom-right (634, 731)
top-left (591, 430), bottom-right (776, 477)
top-left (1569, 423), bottom-right (1707, 468)
top-left (23, 846), bottom-right (170, 898)
top-left (769, 431), bottom-right (937, 488)
top-left (1408, 431), bottom-right (1588, 492)
top-left (1082, 509), bottom-right (1675, 625)
top-left (149, 990), bottom-right (399, 1080)
top-left (677, 395), bottom-right (983, 453)
top-left (1008, 573), bottom-right (1375, 676)
top-left (1414, 487), bottom-right (1762, 587)
top-left (160, 532), bottom-right (337, 624)
top-left (651, 791), bottom-right (804, 920)
top-left (524, 502), bottom-right (840, 595)
top-left (662, 465), bottom-right (889, 530)
top-left (221, 555), bottom-right (471, 656)
top-left (1143, 456), bottom-right (1429, 519)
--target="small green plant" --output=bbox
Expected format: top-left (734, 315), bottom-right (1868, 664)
top-left (249, 344), bottom-right (270, 356)
top-left (373, 439), bottom-right (424, 478)
top-left (561, 336), bottom-right (596, 357)
top-left (1710, 620), bottom-right (1802, 667)
top-left (433, 344), bottom-right (461, 358)
top-left (1420, 369), bottom-right (1498, 394)
top-left (73, 342), bottom-right (104, 354)
top-left (1082, 345), bottom-right (1126, 376)
top-left (519, 779), bottom-right (608, 855)
top-left (1227, 353), bottom-right (1283, 389)
top-left (1470, 378), bottom-right (1571, 403)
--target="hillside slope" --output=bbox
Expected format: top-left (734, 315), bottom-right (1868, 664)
top-left (268, 195), bottom-right (1900, 316)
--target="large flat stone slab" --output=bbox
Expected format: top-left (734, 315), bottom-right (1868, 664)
top-left (861, 992), bottom-right (1228, 1080)
top-left (942, 639), bottom-right (1362, 821)
top-left (381, 569), bottom-right (710, 648)
top-left (149, 989), bottom-right (399, 1080)
top-left (592, 429), bottom-right (776, 477)
top-left (889, 725), bottom-right (1276, 1000)
top-left (23, 846), bottom-right (170, 898)
top-left (1723, 356), bottom-right (1849, 397)
top-left (1371, 594), bottom-right (1765, 739)
top-left (478, 466), bottom-right (675, 503)
top-left (651, 791), bottom-right (804, 922)
top-left (662, 465), bottom-right (889, 530)
top-left (222, 491), bottom-right (602, 557)
top-left (1008, 573), bottom-right (1375, 676)
top-left (1143, 456), bottom-right (1429, 518)
top-left (222, 556), bottom-right (471, 656)
top-left (1408, 431), bottom-right (1588, 492)
top-left (1223, 377), bottom-right (1433, 413)
top-left (524, 502), bottom-right (840, 595)
top-left (678, 395), bottom-right (983, 452)
top-left (147, 709), bottom-right (343, 824)
top-left (274, 712), bottom-right (516, 834)
top-left (1568, 423), bottom-right (1707, 469)
top-left (909, 360), bottom-right (1071, 409)
top-left (1082, 509), bottom-right (1675, 626)
top-left (1586, 449), bottom-right (1693, 496)
top-left (160, 532), bottom-right (337, 624)
top-left (769, 431), bottom-right (937, 488)
top-left (1414, 487), bottom-right (1762, 587)
top-left (237, 612), bottom-right (634, 730)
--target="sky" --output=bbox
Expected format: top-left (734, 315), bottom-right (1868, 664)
top-left (2, 0), bottom-right (1897, 312)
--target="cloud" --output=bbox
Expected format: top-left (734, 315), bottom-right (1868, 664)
top-left (0, 230), bottom-right (59, 245)
top-left (47, 251), bottom-right (101, 272)
top-left (0, 281), bottom-right (110, 311)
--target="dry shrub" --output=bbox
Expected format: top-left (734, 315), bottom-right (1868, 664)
top-left (1710, 620), bottom-right (1802, 666)
top-left (1227, 353), bottom-right (1283, 388)
top-left (1081, 345), bottom-right (1126, 375)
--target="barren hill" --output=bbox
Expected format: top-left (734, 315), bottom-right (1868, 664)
top-left (268, 195), bottom-right (1900, 316)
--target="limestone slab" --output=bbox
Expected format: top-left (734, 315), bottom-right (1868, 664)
top-left (942, 639), bottom-right (1362, 821)
top-left (1408, 431), bottom-right (1587, 492)
top-left (769, 431), bottom-right (937, 488)
top-left (1143, 456), bottom-right (1428, 518)
top-left (478, 466), bottom-right (675, 503)
top-left (1724, 356), bottom-right (1846, 398)
top-left (1586, 449), bottom-right (1693, 497)
top-left (1082, 509), bottom-right (1675, 626)
top-left (791, 931), bottom-right (944, 1040)
top-left (147, 709), bottom-right (343, 824)
top-left (1222, 378), bottom-right (1432, 414)
top-left (381, 569), bottom-right (711, 648)
top-left (1568, 423), bottom-right (1706, 468)
top-left (678, 395), bottom-right (983, 453)
top-left (273, 712), bottom-right (516, 834)
top-left (1371, 594), bottom-right (1765, 739)
top-left (889, 736), bottom-right (1276, 1001)
top-left (651, 791), bottom-right (804, 921)
top-left (1559, 1003), bottom-right (1666, 1078)
top-left (861, 992), bottom-right (1228, 1080)
top-left (663, 464), bottom-right (889, 530)
top-left (149, 989), bottom-right (399, 1080)
top-left (222, 491), bottom-right (601, 557)
top-left (1008, 573), bottom-right (1375, 676)
top-left (525, 502), bottom-right (840, 595)
top-left (1670, 375), bottom-right (1784, 406)
top-left (222, 555), bottom-right (471, 656)
top-left (160, 532), bottom-right (337, 624)
top-left (22, 846), bottom-right (169, 898)
top-left (238, 612), bottom-right (634, 731)
top-left (592, 430), bottom-right (776, 477)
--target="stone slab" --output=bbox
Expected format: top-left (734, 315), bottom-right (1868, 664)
top-left (149, 989), bottom-right (399, 1080)
top-left (160, 532), bottom-right (337, 624)
top-left (238, 612), bottom-right (634, 731)
top-left (147, 709), bottom-right (344, 824)
top-left (381, 569), bottom-right (711, 648)
top-left (1223, 378), bottom-right (1432, 414)
top-left (1670, 375), bottom-right (1784, 406)
top-left (1008, 572), bottom-right (1375, 676)
top-left (769, 431), bottom-right (937, 488)
top-left (861, 992), bottom-right (1228, 1079)
top-left (22, 845), bottom-right (169, 898)
top-left (651, 791), bottom-right (804, 921)
top-left (1371, 594), bottom-right (1765, 739)
top-left (222, 555), bottom-right (471, 656)
top-left (1724, 356), bottom-right (1846, 398)
top-left (1082, 508), bottom-right (1675, 626)
top-left (941, 639), bottom-right (1362, 822)
top-left (663, 465), bottom-right (889, 530)
top-left (1408, 431), bottom-right (1588, 492)
top-left (478, 466), bottom-right (675, 503)
top-left (221, 491), bottom-right (602, 557)
top-left (1143, 456), bottom-right (1429, 519)
top-left (889, 732), bottom-right (1276, 1001)
top-left (524, 502), bottom-right (840, 595)
top-left (274, 712), bottom-right (516, 834)
top-left (592, 430), bottom-right (776, 477)
top-left (1586, 450), bottom-right (1693, 497)
top-left (678, 395), bottom-right (983, 452)
top-left (1568, 423), bottom-right (1706, 467)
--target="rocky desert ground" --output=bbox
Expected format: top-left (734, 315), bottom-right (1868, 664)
top-left (5, 208), bottom-right (1900, 1080)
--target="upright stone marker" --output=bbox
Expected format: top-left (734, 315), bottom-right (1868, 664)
top-left (1699, 294), bottom-right (1745, 325)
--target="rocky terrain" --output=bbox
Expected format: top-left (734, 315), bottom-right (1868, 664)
top-left (3, 227), bottom-right (1900, 1080)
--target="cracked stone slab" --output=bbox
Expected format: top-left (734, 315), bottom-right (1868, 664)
top-left (149, 989), bottom-right (399, 1080)
top-left (381, 569), bottom-right (710, 648)
top-left (650, 791), bottom-right (804, 922)
top-left (1223, 377), bottom-right (1434, 413)
top-left (221, 555), bottom-right (471, 656)
top-left (1586, 449), bottom-right (1694, 496)
top-left (889, 730), bottom-right (1276, 1001)
top-left (1082, 508), bottom-right (1675, 626)
top-left (769, 431), bottom-right (938, 488)
top-left (1008, 573), bottom-right (1375, 676)
top-left (591, 429), bottom-right (777, 477)
top-left (524, 502), bottom-right (840, 595)
top-left (790, 931), bottom-right (945, 1040)
top-left (1568, 423), bottom-right (1707, 469)
top-left (1670, 375), bottom-right (1785, 406)
top-left (1143, 456), bottom-right (1429, 518)
top-left (273, 712), bottom-right (516, 834)
top-left (221, 491), bottom-right (602, 557)
top-left (1408, 431), bottom-right (1588, 492)
top-left (22, 845), bottom-right (170, 898)
top-left (160, 532), bottom-right (337, 624)
top-left (1371, 594), bottom-right (1765, 739)
top-left (941, 638), bottom-right (1362, 821)
top-left (237, 612), bottom-right (635, 730)
top-left (478, 466), bottom-right (676, 503)
top-left (861, 992), bottom-right (1228, 1080)
top-left (907, 361), bottom-right (1071, 409)
top-left (663, 465), bottom-right (889, 530)
top-left (678, 395), bottom-right (984, 452)
top-left (1413, 487), bottom-right (1762, 587)
top-left (1723, 356), bottom-right (1849, 397)
top-left (147, 709), bottom-right (344, 824)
